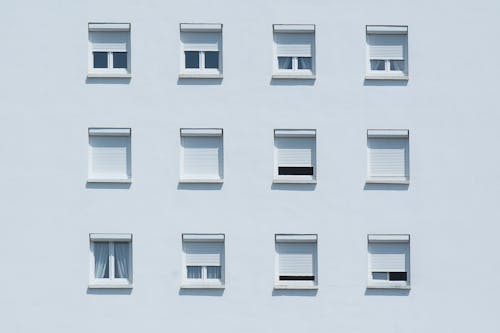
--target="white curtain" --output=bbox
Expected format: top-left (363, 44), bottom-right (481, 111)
top-left (187, 266), bottom-right (202, 279)
top-left (298, 57), bottom-right (312, 69)
top-left (94, 242), bottom-right (109, 278)
top-left (114, 242), bottom-right (129, 278)
top-left (390, 60), bottom-right (405, 71)
top-left (370, 60), bottom-right (385, 70)
top-left (278, 57), bottom-right (292, 69)
top-left (207, 266), bottom-right (221, 279)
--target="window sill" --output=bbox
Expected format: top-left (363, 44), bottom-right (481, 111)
top-left (180, 284), bottom-right (225, 290)
top-left (273, 178), bottom-right (317, 184)
top-left (87, 178), bottom-right (132, 184)
top-left (87, 73), bottom-right (132, 79)
top-left (365, 179), bottom-right (409, 185)
top-left (179, 178), bottom-right (223, 184)
top-left (366, 283), bottom-right (411, 290)
top-left (178, 73), bottom-right (223, 79)
top-left (365, 75), bottom-right (409, 81)
top-left (88, 283), bottom-right (134, 289)
top-left (272, 73), bottom-right (316, 80)
top-left (274, 284), bottom-right (318, 290)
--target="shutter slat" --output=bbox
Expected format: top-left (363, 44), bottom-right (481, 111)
top-left (275, 32), bottom-right (313, 57)
top-left (181, 136), bottom-right (222, 179)
top-left (278, 243), bottom-right (315, 276)
top-left (368, 137), bottom-right (408, 179)
top-left (184, 242), bottom-right (223, 266)
top-left (368, 35), bottom-right (405, 60)
top-left (181, 32), bottom-right (221, 51)
top-left (276, 137), bottom-right (314, 167)
top-left (369, 243), bottom-right (408, 272)
top-left (89, 136), bottom-right (130, 179)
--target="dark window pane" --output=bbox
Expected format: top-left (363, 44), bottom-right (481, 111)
top-left (205, 51), bottom-right (219, 69)
top-left (113, 52), bottom-right (127, 69)
top-left (93, 52), bottom-right (108, 68)
top-left (279, 276), bottom-right (315, 281)
top-left (390, 60), bottom-right (405, 71)
top-left (207, 266), bottom-right (221, 279)
top-left (278, 57), bottom-right (292, 69)
top-left (389, 272), bottom-right (407, 281)
top-left (298, 57), bottom-right (312, 69)
top-left (372, 272), bottom-right (388, 280)
top-left (185, 51), bottom-right (200, 68)
top-left (279, 167), bottom-right (314, 176)
top-left (370, 59), bottom-right (385, 71)
top-left (187, 266), bottom-right (202, 279)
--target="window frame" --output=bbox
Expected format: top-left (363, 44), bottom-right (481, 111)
top-left (181, 234), bottom-right (226, 289)
top-left (87, 23), bottom-right (131, 78)
top-left (367, 234), bottom-right (411, 290)
top-left (365, 25), bottom-right (409, 80)
top-left (89, 233), bottom-right (133, 289)
top-left (272, 24), bottom-right (316, 80)
top-left (273, 129), bottom-right (317, 184)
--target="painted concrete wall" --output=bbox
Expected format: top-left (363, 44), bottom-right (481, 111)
top-left (1, 0), bottom-right (499, 332)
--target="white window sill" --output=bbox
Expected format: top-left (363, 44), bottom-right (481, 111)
top-left (180, 284), bottom-right (225, 290)
top-left (367, 283), bottom-right (411, 290)
top-left (88, 282), bottom-right (134, 289)
top-left (274, 284), bottom-right (318, 290)
top-left (272, 73), bottom-right (316, 80)
top-left (366, 179), bottom-right (409, 185)
top-left (178, 73), bottom-right (223, 79)
top-left (179, 178), bottom-right (224, 184)
top-left (87, 178), bottom-right (132, 184)
top-left (87, 73), bottom-right (132, 79)
top-left (273, 178), bottom-right (317, 184)
top-left (365, 74), bottom-right (409, 81)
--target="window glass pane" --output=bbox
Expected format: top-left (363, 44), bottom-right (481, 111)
top-left (114, 242), bottom-right (130, 278)
top-left (187, 266), bottom-right (202, 279)
top-left (389, 272), bottom-right (407, 281)
top-left (113, 52), bottom-right (127, 69)
top-left (93, 52), bottom-right (108, 69)
top-left (207, 266), bottom-right (221, 279)
top-left (94, 242), bottom-right (109, 278)
top-left (185, 51), bottom-right (200, 68)
top-left (372, 272), bottom-right (388, 280)
top-left (390, 60), bottom-right (405, 71)
top-left (278, 167), bottom-right (313, 176)
top-left (298, 57), bottom-right (312, 70)
top-left (370, 60), bottom-right (385, 71)
top-left (205, 51), bottom-right (219, 69)
top-left (278, 57), bottom-right (292, 69)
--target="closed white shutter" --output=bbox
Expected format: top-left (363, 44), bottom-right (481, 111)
top-left (368, 136), bottom-right (408, 180)
top-left (275, 32), bottom-right (314, 57)
top-left (89, 131), bottom-right (131, 179)
top-left (180, 131), bottom-right (223, 180)
top-left (90, 31), bottom-right (129, 52)
top-left (276, 137), bottom-right (315, 167)
top-left (369, 242), bottom-right (408, 272)
top-left (181, 32), bottom-right (221, 51)
top-left (184, 241), bottom-right (223, 266)
top-left (277, 242), bottom-right (316, 277)
top-left (367, 34), bottom-right (406, 60)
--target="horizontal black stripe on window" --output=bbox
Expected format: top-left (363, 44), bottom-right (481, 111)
top-left (389, 272), bottom-right (407, 281)
top-left (278, 167), bottom-right (313, 176)
top-left (279, 275), bottom-right (315, 281)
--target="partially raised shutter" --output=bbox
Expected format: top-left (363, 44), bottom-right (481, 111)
top-left (275, 32), bottom-right (314, 57)
top-left (90, 31), bottom-right (129, 52)
top-left (367, 34), bottom-right (406, 60)
top-left (184, 241), bottom-right (223, 266)
top-left (181, 32), bottom-right (221, 52)
top-left (277, 242), bottom-right (316, 277)
top-left (369, 242), bottom-right (408, 272)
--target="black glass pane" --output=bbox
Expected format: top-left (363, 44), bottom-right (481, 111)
top-left (279, 276), bottom-right (315, 281)
top-left (113, 52), bottom-right (127, 69)
top-left (93, 52), bottom-right (108, 68)
top-left (205, 51), bottom-right (219, 69)
top-left (185, 51), bottom-right (200, 68)
top-left (279, 167), bottom-right (314, 176)
top-left (389, 272), bottom-right (407, 281)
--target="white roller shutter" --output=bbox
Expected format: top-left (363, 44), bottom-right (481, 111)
top-left (277, 242), bottom-right (316, 277)
top-left (275, 32), bottom-right (314, 57)
top-left (181, 32), bottom-right (221, 51)
top-left (89, 131), bottom-right (131, 179)
top-left (276, 137), bottom-right (315, 167)
top-left (184, 241), bottom-right (223, 266)
top-left (369, 242), bottom-right (409, 273)
top-left (367, 34), bottom-right (406, 60)
top-left (180, 131), bottom-right (223, 180)
top-left (368, 136), bottom-right (408, 180)
top-left (90, 31), bottom-right (129, 52)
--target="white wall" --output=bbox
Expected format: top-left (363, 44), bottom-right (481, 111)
top-left (1, 0), bottom-right (499, 332)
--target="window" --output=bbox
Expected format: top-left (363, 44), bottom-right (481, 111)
top-left (89, 234), bottom-right (133, 288)
top-left (179, 23), bottom-right (223, 78)
top-left (180, 128), bottom-right (223, 183)
top-left (274, 129), bottom-right (316, 183)
top-left (275, 234), bottom-right (318, 289)
top-left (273, 24), bottom-right (315, 79)
top-left (88, 128), bottom-right (131, 183)
top-left (367, 129), bottom-right (409, 184)
top-left (366, 25), bottom-right (408, 80)
top-left (368, 234), bottom-right (410, 289)
top-left (88, 23), bottom-right (131, 78)
top-left (182, 234), bottom-right (225, 288)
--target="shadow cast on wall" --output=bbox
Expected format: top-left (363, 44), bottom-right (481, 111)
top-left (272, 289), bottom-right (318, 297)
top-left (271, 183), bottom-right (316, 191)
top-left (364, 288), bottom-right (410, 296)
top-left (178, 288), bottom-right (225, 296)
top-left (177, 78), bottom-right (223, 86)
top-left (86, 288), bottom-right (133, 295)
top-left (363, 183), bottom-right (409, 191)
top-left (85, 77), bottom-right (131, 85)
top-left (86, 182), bottom-right (131, 190)
top-left (177, 183), bottom-right (223, 190)
top-left (270, 78), bottom-right (315, 86)
top-left (363, 79), bottom-right (408, 87)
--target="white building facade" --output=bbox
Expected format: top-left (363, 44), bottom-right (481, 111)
top-left (1, 0), bottom-right (499, 332)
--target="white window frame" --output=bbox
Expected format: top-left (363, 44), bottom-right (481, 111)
top-left (274, 234), bottom-right (318, 290)
top-left (179, 23), bottom-right (223, 79)
top-left (365, 25), bottom-right (408, 80)
top-left (181, 234), bottom-right (225, 289)
top-left (272, 24), bottom-right (316, 79)
top-left (179, 128), bottom-right (224, 183)
top-left (273, 129), bottom-right (317, 184)
top-left (366, 129), bottom-right (409, 184)
top-left (87, 128), bottom-right (132, 183)
top-left (89, 233), bottom-right (133, 289)
top-left (367, 234), bottom-right (411, 290)
top-left (88, 23), bottom-right (131, 78)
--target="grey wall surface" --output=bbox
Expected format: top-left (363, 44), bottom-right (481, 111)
top-left (1, 0), bottom-right (499, 332)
